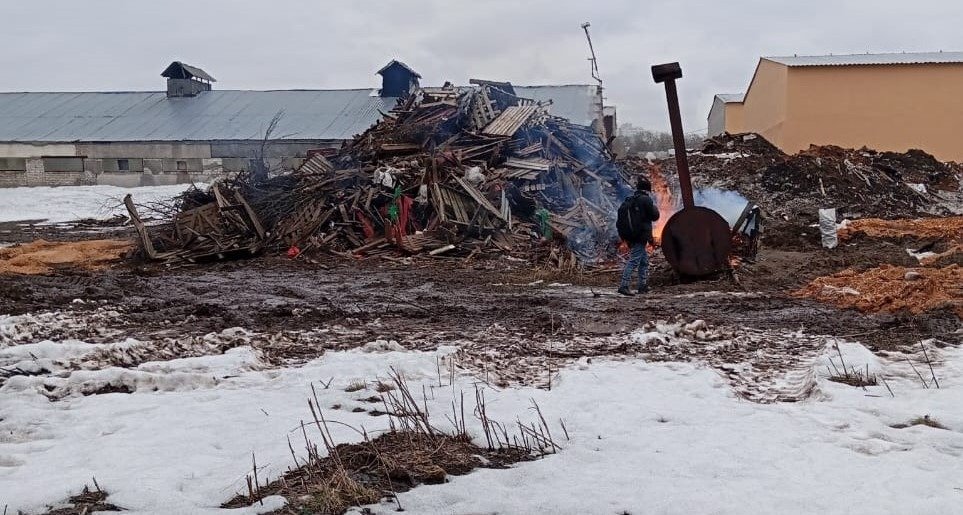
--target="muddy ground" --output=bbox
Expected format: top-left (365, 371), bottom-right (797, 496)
top-left (2, 223), bottom-right (958, 358)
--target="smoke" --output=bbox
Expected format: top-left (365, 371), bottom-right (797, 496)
top-left (693, 188), bottom-right (749, 227)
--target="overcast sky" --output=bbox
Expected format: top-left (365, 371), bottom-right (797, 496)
top-left (1, 0), bottom-right (961, 132)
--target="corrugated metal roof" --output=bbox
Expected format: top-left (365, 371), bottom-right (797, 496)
top-left (515, 85), bottom-right (599, 127)
top-left (0, 85), bottom-right (601, 143)
top-left (715, 93), bottom-right (744, 103)
top-left (161, 62), bottom-right (217, 82)
top-left (377, 60), bottom-right (422, 79)
top-left (0, 90), bottom-right (398, 142)
top-left (482, 105), bottom-right (539, 136)
top-left (765, 51), bottom-right (963, 67)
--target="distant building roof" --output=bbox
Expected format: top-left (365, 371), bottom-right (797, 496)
top-left (377, 60), bottom-right (422, 78)
top-left (0, 90), bottom-right (396, 142)
top-left (0, 85), bottom-right (600, 142)
top-left (715, 93), bottom-right (744, 103)
top-left (161, 61), bottom-right (216, 82)
top-left (764, 51), bottom-right (963, 67)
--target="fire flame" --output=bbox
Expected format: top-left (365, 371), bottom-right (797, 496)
top-left (646, 162), bottom-right (680, 244)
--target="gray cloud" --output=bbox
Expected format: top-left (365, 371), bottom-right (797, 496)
top-left (1, 0), bottom-right (961, 131)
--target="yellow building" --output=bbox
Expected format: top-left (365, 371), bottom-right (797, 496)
top-left (707, 52), bottom-right (963, 161)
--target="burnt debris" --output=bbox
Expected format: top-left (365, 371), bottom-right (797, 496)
top-left (128, 82), bottom-right (632, 267)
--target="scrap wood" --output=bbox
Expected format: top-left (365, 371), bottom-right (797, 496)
top-left (454, 176), bottom-right (508, 222)
top-left (139, 78), bottom-right (632, 267)
top-left (124, 194), bottom-right (164, 260)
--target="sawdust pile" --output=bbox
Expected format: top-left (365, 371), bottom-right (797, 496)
top-left (795, 264), bottom-right (963, 317)
top-left (0, 239), bottom-right (132, 275)
top-left (839, 216), bottom-right (963, 241)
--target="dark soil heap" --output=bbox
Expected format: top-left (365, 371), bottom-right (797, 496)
top-left (688, 133), bottom-right (961, 224)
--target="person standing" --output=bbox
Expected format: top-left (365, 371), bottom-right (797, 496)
top-left (616, 177), bottom-right (660, 296)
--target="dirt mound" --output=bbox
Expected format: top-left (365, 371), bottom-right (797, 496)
top-left (702, 132), bottom-right (785, 156)
top-left (0, 239), bottom-right (132, 275)
top-left (795, 265), bottom-right (963, 318)
top-left (839, 216), bottom-right (963, 242)
top-left (680, 134), bottom-right (962, 229)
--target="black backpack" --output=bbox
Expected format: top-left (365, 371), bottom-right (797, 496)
top-left (616, 194), bottom-right (647, 242)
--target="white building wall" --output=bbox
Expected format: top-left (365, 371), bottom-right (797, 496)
top-left (708, 97), bottom-right (727, 137)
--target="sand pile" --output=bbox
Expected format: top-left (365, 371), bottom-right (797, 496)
top-left (795, 264), bottom-right (963, 317)
top-left (0, 239), bottom-right (132, 275)
top-left (839, 216), bottom-right (963, 241)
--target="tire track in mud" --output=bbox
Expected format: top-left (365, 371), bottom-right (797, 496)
top-left (2, 258), bottom-right (957, 401)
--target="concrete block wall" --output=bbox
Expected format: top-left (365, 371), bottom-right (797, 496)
top-left (25, 158), bottom-right (44, 185)
top-left (43, 171), bottom-right (88, 186)
top-left (0, 171), bottom-right (28, 187)
top-left (0, 140), bottom-right (334, 187)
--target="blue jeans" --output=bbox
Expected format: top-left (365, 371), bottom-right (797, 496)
top-left (620, 243), bottom-right (649, 290)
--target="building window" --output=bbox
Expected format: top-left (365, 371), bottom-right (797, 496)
top-left (102, 158), bottom-right (143, 173)
top-left (176, 160), bottom-right (188, 171)
top-left (42, 157), bottom-right (84, 173)
top-left (220, 158), bottom-right (253, 172)
top-left (0, 158), bottom-right (27, 171)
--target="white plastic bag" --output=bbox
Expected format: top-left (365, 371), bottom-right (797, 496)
top-left (464, 166), bottom-right (485, 184)
top-left (819, 208), bottom-right (837, 249)
top-left (373, 166), bottom-right (398, 188)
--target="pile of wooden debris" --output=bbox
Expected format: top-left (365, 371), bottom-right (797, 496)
top-left (128, 81), bottom-right (632, 267)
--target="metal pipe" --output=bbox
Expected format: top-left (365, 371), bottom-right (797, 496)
top-left (651, 62), bottom-right (695, 209)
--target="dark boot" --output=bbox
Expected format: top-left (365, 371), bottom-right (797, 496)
top-left (617, 286), bottom-right (636, 296)
top-left (638, 285), bottom-right (650, 294)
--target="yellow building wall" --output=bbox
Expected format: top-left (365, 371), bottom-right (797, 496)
top-left (740, 59), bottom-right (790, 147)
top-left (724, 102), bottom-right (745, 134)
top-left (780, 63), bottom-right (963, 161)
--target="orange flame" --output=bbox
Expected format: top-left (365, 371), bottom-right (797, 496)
top-left (646, 162), bottom-right (680, 244)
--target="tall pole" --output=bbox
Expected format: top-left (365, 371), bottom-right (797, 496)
top-left (651, 62), bottom-right (695, 209)
top-left (581, 22), bottom-right (602, 86)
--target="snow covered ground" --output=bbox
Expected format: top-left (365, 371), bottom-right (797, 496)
top-left (0, 184), bottom-right (202, 224)
top-left (1, 314), bottom-right (962, 514)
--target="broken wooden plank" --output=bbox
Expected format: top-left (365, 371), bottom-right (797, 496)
top-left (453, 176), bottom-right (507, 222)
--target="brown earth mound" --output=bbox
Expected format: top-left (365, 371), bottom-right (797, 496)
top-left (682, 133), bottom-right (962, 227)
top-left (795, 264), bottom-right (963, 317)
top-left (839, 216), bottom-right (963, 242)
top-left (0, 239), bottom-right (132, 275)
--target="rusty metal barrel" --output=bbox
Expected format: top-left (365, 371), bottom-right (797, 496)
top-left (652, 62), bottom-right (731, 276)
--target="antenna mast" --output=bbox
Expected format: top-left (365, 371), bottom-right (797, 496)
top-left (581, 22), bottom-right (603, 86)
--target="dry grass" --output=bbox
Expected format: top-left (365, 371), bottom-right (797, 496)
top-left (224, 431), bottom-right (529, 514)
top-left (373, 381), bottom-right (395, 393)
top-left (827, 372), bottom-right (878, 387)
top-left (296, 471), bottom-right (381, 514)
top-left (343, 380), bottom-right (366, 393)
top-left (891, 415), bottom-right (947, 430)
top-left (41, 480), bottom-right (121, 514)
top-left (224, 370), bottom-right (556, 514)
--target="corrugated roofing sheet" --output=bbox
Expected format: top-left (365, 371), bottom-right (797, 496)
top-left (0, 85), bottom-right (601, 143)
top-left (716, 93), bottom-right (744, 103)
top-left (0, 90), bottom-right (397, 142)
top-left (161, 62), bottom-right (217, 82)
top-left (377, 60), bottom-right (422, 79)
top-left (482, 105), bottom-right (539, 136)
top-left (765, 51), bottom-right (963, 67)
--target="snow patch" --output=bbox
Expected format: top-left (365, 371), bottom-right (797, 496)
top-left (0, 184), bottom-right (203, 224)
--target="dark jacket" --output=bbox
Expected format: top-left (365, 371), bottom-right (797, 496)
top-left (620, 191), bottom-right (660, 244)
